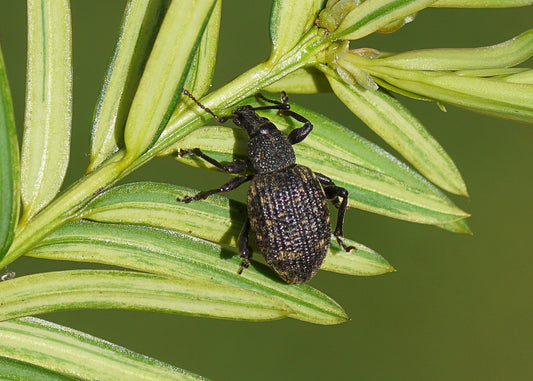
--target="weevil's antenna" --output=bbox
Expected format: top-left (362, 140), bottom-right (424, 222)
top-left (182, 89), bottom-right (230, 123)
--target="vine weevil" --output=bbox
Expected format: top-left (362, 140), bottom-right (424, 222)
top-left (178, 90), bottom-right (354, 284)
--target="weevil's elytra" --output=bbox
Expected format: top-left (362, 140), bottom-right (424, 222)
top-left (178, 90), bottom-right (355, 284)
top-left (248, 165), bottom-right (331, 283)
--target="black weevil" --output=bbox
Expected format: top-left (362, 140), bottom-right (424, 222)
top-left (178, 90), bottom-right (354, 284)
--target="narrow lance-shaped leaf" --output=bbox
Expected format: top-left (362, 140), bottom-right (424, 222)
top-left (21, 0), bottom-right (72, 222)
top-left (502, 69), bottom-right (533, 84)
top-left (432, 0), bottom-right (533, 7)
top-left (376, 29), bottom-right (533, 71)
top-left (81, 182), bottom-right (394, 276)
top-left (269, 0), bottom-right (325, 63)
top-left (454, 68), bottom-right (529, 77)
top-left (88, 0), bottom-right (173, 173)
top-left (175, 0), bottom-right (221, 116)
top-left (0, 46), bottom-right (19, 258)
top-left (182, 0), bottom-right (220, 97)
top-left (326, 72), bottom-right (467, 195)
top-left (0, 317), bottom-right (207, 380)
top-left (123, 0), bottom-right (216, 161)
top-left (367, 65), bottom-right (533, 124)
top-left (326, 0), bottom-right (438, 41)
top-left (0, 357), bottom-right (77, 381)
top-left (174, 128), bottom-right (469, 226)
top-left (162, 97), bottom-right (470, 230)
top-left (28, 219), bottom-right (350, 325)
top-left (0, 269), bottom-right (290, 322)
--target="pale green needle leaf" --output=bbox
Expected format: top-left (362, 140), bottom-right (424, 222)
top-left (432, 0), bottom-right (533, 7)
top-left (21, 0), bottom-right (72, 222)
top-left (175, 0), bottom-right (221, 117)
top-left (168, 97), bottom-right (469, 230)
top-left (176, 128), bottom-right (469, 225)
top-left (81, 182), bottom-right (394, 276)
top-left (501, 69), bottom-right (533, 84)
top-left (0, 46), bottom-right (19, 258)
top-left (88, 0), bottom-right (172, 173)
top-left (181, 0), bottom-right (221, 98)
top-left (0, 317), bottom-right (207, 380)
top-left (269, 0), bottom-right (325, 63)
top-left (454, 68), bottom-right (529, 77)
top-left (325, 239), bottom-right (395, 275)
top-left (331, 0), bottom-right (437, 41)
top-left (263, 67), bottom-right (332, 94)
top-left (0, 357), bottom-right (77, 380)
top-left (327, 73), bottom-right (467, 195)
top-left (123, 0), bottom-right (216, 160)
top-left (372, 76), bottom-right (435, 101)
top-left (28, 219), bottom-right (349, 325)
top-left (376, 29), bottom-right (533, 71)
top-left (369, 67), bottom-right (533, 123)
top-left (0, 269), bottom-right (291, 322)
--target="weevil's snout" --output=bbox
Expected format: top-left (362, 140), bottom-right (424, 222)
top-left (232, 106), bottom-right (274, 137)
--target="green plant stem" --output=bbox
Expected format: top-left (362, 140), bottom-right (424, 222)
top-left (2, 155), bottom-right (128, 267)
top-left (1, 31), bottom-right (326, 269)
top-left (127, 29), bottom-right (325, 173)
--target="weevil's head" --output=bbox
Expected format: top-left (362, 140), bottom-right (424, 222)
top-left (231, 105), bottom-right (277, 137)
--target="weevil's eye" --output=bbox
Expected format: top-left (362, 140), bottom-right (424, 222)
top-left (232, 116), bottom-right (243, 126)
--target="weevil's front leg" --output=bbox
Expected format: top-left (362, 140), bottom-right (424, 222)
top-left (237, 218), bottom-right (252, 274)
top-left (315, 172), bottom-right (356, 252)
top-left (284, 110), bottom-right (313, 145)
top-left (253, 92), bottom-right (313, 145)
top-left (179, 148), bottom-right (248, 174)
top-left (177, 174), bottom-right (253, 203)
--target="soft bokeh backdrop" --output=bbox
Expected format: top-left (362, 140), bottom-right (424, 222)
top-left (1, 1), bottom-right (532, 380)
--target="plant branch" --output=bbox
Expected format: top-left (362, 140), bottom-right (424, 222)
top-left (1, 31), bottom-right (326, 268)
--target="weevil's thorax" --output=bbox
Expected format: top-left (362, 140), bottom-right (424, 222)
top-left (233, 106), bottom-right (296, 174)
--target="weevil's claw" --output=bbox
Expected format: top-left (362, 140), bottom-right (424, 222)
top-left (238, 258), bottom-right (250, 275)
top-left (177, 148), bottom-right (192, 158)
top-left (335, 235), bottom-right (356, 253)
top-left (177, 194), bottom-right (195, 203)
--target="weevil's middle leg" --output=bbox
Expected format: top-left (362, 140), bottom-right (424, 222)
top-left (177, 174), bottom-right (253, 203)
top-left (178, 148), bottom-right (247, 174)
top-left (237, 218), bottom-right (252, 274)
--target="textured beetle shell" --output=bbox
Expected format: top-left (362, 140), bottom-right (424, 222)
top-left (248, 165), bottom-right (331, 284)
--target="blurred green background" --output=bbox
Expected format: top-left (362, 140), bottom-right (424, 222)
top-left (1, 1), bottom-right (532, 380)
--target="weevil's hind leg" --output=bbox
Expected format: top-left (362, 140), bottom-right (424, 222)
top-left (315, 172), bottom-right (356, 252)
top-left (237, 218), bottom-right (252, 274)
top-left (177, 174), bottom-right (253, 203)
top-left (178, 148), bottom-right (247, 174)
top-left (325, 186), bottom-right (356, 252)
